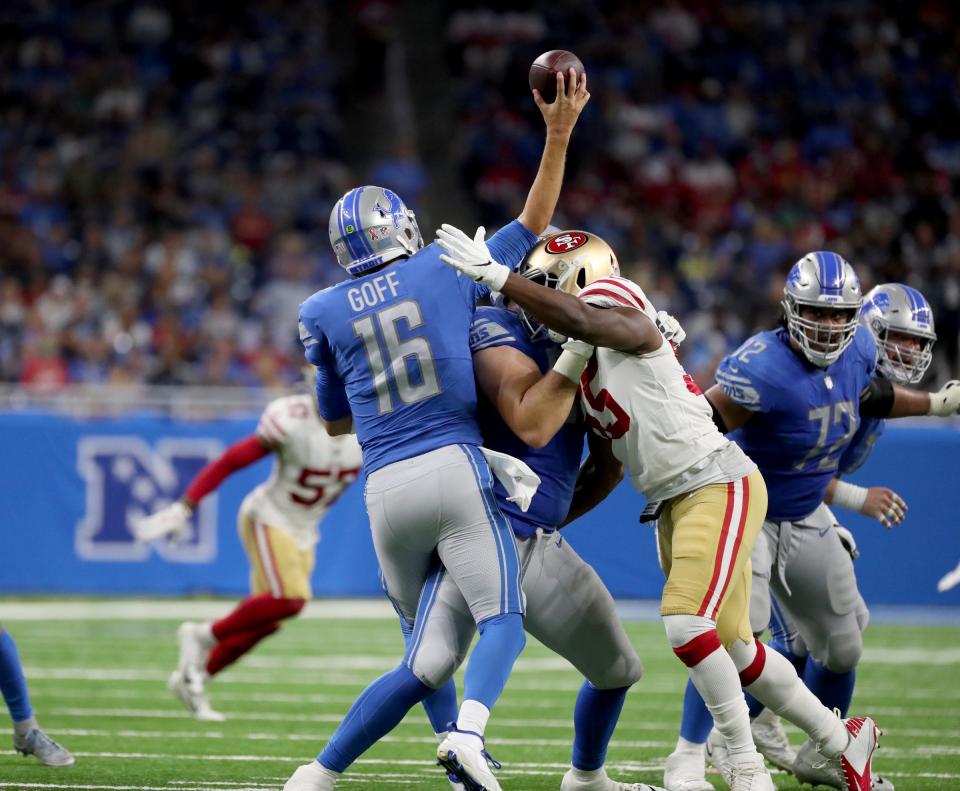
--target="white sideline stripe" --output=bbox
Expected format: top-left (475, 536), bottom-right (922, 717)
top-left (862, 646), bottom-right (960, 665)
top-left (48, 727), bottom-right (674, 750)
top-left (0, 599), bottom-right (397, 621)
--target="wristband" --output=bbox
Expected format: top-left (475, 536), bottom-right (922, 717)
top-left (553, 349), bottom-right (591, 383)
top-left (831, 480), bottom-right (868, 512)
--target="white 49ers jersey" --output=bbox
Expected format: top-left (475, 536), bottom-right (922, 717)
top-left (578, 277), bottom-right (754, 502)
top-left (243, 394), bottom-right (363, 549)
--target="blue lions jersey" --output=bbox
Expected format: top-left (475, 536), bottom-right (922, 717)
top-left (300, 221), bottom-right (538, 474)
top-left (838, 414), bottom-right (885, 476)
top-left (470, 306), bottom-right (585, 538)
top-left (715, 325), bottom-right (877, 522)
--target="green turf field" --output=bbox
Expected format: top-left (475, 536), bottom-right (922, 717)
top-left (1, 604), bottom-right (958, 790)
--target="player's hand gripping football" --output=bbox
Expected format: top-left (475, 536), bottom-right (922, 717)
top-left (534, 66), bottom-right (590, 138)
top-left (927, 379), bottom-right (960, 416)
top-left (130, 500), bottom-right (193, 543)
top-left (860, 486), bottom-right (907, 529)
top-left (436, 224), bottom-right (511, 290)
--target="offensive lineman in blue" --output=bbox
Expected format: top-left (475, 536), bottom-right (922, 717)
top-left (663, 256), bottom-right (960, 791)
top-left (285, 69), bottom-right (590, 791)
top-left (402, 232), bottom-right (678, 791)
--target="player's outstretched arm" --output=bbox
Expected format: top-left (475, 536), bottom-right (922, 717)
top-left (473, 344), bottom-right (579, 449)
top-left (517, 68), bottom-right (590, 237)
top-left (562, 432), bottom-right (624, 526)
top-left (703, 385), bottom-right (755, 433)
top-left (130, 435), bottom-right (272, 542)
top-left (824, 477), bottom-right (907, 529)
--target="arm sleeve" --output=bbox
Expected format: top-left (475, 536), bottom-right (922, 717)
top-left (859, 376), bottom-right (895, 418)
top-left (714, 350), bottom-right (778, 413)
top-left (184, 435), bottom-right (271, 505)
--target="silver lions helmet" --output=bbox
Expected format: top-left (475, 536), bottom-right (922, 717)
top-left (328, 186), bottom-right (423, 276)
top-left (861, 283), bottom-right (937, 384)
top-left (782, 251), bottom-right (862, 367)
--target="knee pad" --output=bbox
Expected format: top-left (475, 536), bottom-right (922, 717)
top-left (664, 614), bottom-right (720, 667)
top-left (411, 647), bottom-right (464, 690)
top-left (822, 631), bottom-right (863, 673)
top-left (590, 650), bottom-right (644, 690)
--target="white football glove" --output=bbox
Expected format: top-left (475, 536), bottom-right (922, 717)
top-left (436, 224), bottom-right (511, 291)
top-left (927, 380), bottom-right (960, 416)
top-left (834, 524), bottom-right (860, 560)
top-left (130, 501), bottom-right (193, 543)
top-left (656, 310), bottom-right (686, 346)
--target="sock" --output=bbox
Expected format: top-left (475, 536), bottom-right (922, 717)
top-left (319, 664), bottom-right (431, 772)
top-left (211, 594), bottom-right (304, 640)
top-left (462, 612), bottom-right (525, 712)
top-left (422, 679), bottom-right (459, 736)
top-left (206, 623), bottom-right (279, 676)
top-left (457, 698), bottom-right (490, 735)
top-left (679, 677), bottom-right (714, 744)
top-left (571, 682), bottom-right (629, 771)
top-left (0, 630), bottom-right (32, 724)
top-left (675, 734), bottom-right (706, 757)
top-left (730, 638), bottom-right (847, 757)
top-left (804, 660), bottom-right (856, 718)
top-left (667, 618), bottom-right (754, 761)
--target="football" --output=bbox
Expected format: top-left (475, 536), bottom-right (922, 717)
top-left (528, 49), bottom-right (585, 102)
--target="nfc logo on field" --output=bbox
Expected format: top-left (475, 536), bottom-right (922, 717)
top-left (76, 437), bottom-right (222, 563)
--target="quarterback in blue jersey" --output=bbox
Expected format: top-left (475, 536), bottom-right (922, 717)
top-left (403, 233), bottom-right (668, 791)
top-left (285, 69), bottom-right (591, 791)
top-left (664, 256), bottom-right (960, 791)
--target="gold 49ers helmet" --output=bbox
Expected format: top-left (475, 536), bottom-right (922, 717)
top-left (517, 230), bottom-right (620, 339)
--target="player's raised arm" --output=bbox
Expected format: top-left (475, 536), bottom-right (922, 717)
top-left (516, 67), bottom-right (590, 237)
top-left (435, 224), bottom-right (660, 353)
top-left (562, 431), bottom-right (624, 526)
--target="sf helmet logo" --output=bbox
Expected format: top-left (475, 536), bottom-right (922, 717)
top-left (546, 232), bottom-right (588, 254)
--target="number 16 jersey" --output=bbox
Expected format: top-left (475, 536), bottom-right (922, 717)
top-left (299, 221), bottom-right (538, 474)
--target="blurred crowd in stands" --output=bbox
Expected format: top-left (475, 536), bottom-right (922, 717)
top-left (447, 0), bottom-right (960, 385)
top-left (1, 0), bottom-right (958, 390)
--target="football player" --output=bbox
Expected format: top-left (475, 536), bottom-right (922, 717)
top-left (0, 625), bottom-right (73, 766)
top-left (437, 230), bottom-right (884, 791)
top-left (405, 231), bottom-right (670, 791)
top-left (662, 259), bottom-right (959, 791)
top-left (285, 68), bottom-right (590, 791)
top-left (705, 282), bottom-right (941, 790)
top-left (133, 379), bottom-right (362, 721)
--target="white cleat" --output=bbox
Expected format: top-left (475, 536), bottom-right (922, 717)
top-left (705, 729), bottom-right (734, 787)
top-left (437, 729), bottom-right (502, 791)
top-left (663, 749), bottom-right (714, 791)
top-left (871, 776), bottom-right (895, 790)
top-left (167, 669), bottom-right (225, 722)
top-left (13, 728), bottom-right (75, 766)
top-left (561, 765), bottom-right (667, 790)
top-left (176, 621), bottom-right (211, 677)
top-left (727, 753), bottom-right (776, 791)
top-left (793, 716), bottom-right (881, 791)
top-left (283, 761), bottom-right (336, 791)
top-left (751, 708), bottom-right (797, 772)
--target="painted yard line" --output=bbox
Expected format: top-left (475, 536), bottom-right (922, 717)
top-left (0, 786), bottom-right (265, 791)
top-left (863, 647), bottom-right (960, 665)
top-left (0, 600), bottom-right (397, 621)
top-left (45, 727), bottom-right (675, 750)
top-left (48, 727), bottom-right (960, 751)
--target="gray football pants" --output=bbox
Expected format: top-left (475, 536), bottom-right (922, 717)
top-left (365, 444), bottom-right (524, 628)
top-left (403, 528), bottom-right (643, 691)
top-left (750, 503), bottom-right (869, 673)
